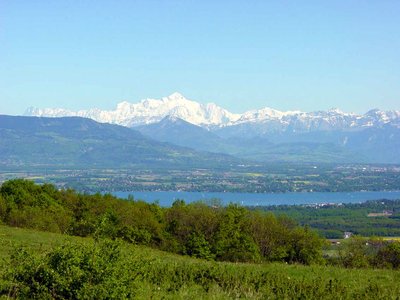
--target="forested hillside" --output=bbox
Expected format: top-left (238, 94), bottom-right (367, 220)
top-left (0, 179), bottom-right (323, 264)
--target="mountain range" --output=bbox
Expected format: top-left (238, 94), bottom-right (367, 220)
top-left (23, 93), bottom-right (400, 163)
top-left (25, 92), bottom-right (240, 128)
top-left (25, 92), bottom-right (400, 131)
top-left (0, 115), bottom-right (238, 168)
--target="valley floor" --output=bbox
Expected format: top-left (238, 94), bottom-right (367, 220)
top-left (2, 163), bottom-right (399, 194)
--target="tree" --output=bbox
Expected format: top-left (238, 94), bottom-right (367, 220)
top-left (288, 226), bottom-right (325, 265)
top-left (374, 242), bottom-right (400, 269)
top-left (214, 205), bottom-right (260, 262)
top-left (185, 231), bottom-right (214, 260)
top-left (339, 236), bottom-right (370, 268)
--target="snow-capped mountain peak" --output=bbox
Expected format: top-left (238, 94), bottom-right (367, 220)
top-left (24, 93), bottom-right (400, 131)
top-left (235, 107), bottom-right (302, 124)
top-left (165, 92), bottom-right (186, 101)
top-left (25, 93), bottom-right (240, 127)
top-left (327, 108), bottom-right (347, 115)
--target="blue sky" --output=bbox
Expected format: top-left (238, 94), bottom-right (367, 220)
top-left (1, 0), bottom-right (399, 115)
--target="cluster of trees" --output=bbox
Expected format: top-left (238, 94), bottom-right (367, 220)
top-left (336, 236), bottom-right (400, 269)
top-left (259, 200), bottom-right (400, 238)
top-left (0, 179), bottom-right (323, 264)
top-left (164, 200), bottom-right (323, 264)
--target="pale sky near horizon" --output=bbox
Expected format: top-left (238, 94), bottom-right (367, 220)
top-left (0, 0), bottom-right (399, 115)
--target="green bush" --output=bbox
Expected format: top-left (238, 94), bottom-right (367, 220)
top-left (185, 232), bottom-right (215, 260)
top-left (374, 242), bottom-right (400, 269)
top-left (6, 240), bottom-right (142, 299)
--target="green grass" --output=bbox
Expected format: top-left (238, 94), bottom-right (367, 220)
top-left (0, 226), bottom-right (81, 256)
top-left (1, 225), bottom-right (400, 299)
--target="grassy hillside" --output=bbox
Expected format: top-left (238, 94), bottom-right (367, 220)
top-left (1, 225), bottom-right (400, 299)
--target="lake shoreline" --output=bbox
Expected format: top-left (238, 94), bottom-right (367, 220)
top-left (112, 190), bottom-right (400, 207)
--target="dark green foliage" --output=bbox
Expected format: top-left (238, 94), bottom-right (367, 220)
top-left (5, 240), bottom-right (143, 299)
top-left (117, 226), bottom-right (152, 245)
top-left (184, 232), bottom-right (214, 260)
top-left (0, 179), bottom-right (72, 233)
top-left (287, 226), bottom-right (326, 265)
top-left (374, 242), bottom-right (400, 269)
top-left (1, 179), bottom-right (398, 269)
top-left (257, 199), bottom-right (400, 238)
top-left (214, 204), bottom-right (261, 262)
top-left (2, 231), bottom-right (400, 299)
top-left (339, 236), bottom-right (371, 268)
top-left (0, 179), bottom-right (326, 265)
top-left (336, 237), bottom-right (400, 269)
top-left (1, 179), bottom-right (58, 208)
top-left (0, 194), bottom-right (7, 223)
top-left (1, 177), bottom-right (400, 298)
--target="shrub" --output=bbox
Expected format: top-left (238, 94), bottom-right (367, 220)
top-left (5, 240), bottom-right (141, 299)
top-left (374, 242), bottom-right (400, 269)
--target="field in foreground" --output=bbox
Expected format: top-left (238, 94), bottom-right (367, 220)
top-left (1, 226), bottom-right (400, 299)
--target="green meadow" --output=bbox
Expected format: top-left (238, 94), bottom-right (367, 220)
top-left (1, 225), bottom-right (400, 299)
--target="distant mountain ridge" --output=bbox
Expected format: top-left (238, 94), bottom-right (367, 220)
top-left (25, 93), bottom-right (400, 133)
top-left (0, 115), bottom-right (240, 168)
top-left (22, 93), bottom-right (400, 163)
top-left (133, 116), bottom-right (390, 163)
top-left (25, 92), bottom-right (240, 128)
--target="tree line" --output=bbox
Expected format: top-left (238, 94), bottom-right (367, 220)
top-left (0, 179), bottom-right (323, 264)
top-left (0, 179), bottom-right (399, 268)
top-left (256, 200), bottom-right (400, 238)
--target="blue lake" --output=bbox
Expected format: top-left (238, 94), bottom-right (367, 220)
top-left (112, 191), bottom-right (400, 207)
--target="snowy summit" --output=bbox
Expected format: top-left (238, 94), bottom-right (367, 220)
top-left (25, 92), bottom-right (400, 132)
